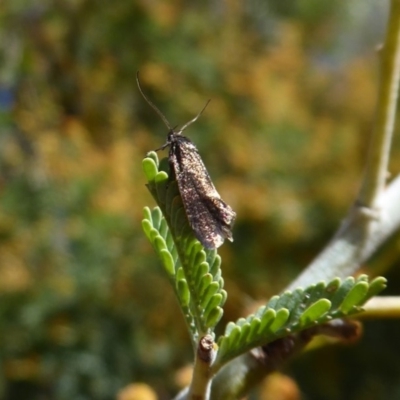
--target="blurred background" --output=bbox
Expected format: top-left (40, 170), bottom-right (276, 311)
top-left (1, 0), bottom-right (400, 399)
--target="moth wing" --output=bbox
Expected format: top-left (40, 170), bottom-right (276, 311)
top-left (170, 138), bottom-right (236, 249)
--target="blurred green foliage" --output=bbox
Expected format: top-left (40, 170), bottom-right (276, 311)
top-left (0, 0), bottom-right (399, 399)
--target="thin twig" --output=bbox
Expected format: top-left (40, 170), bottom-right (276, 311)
top-left (360, 296), bottom-right (400, 319)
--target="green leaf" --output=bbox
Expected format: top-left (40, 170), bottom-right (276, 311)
top-left (155, 170), bottom-right (169, 183)
top-left (141, 218), bottom-right (153, 240)
top-left (143, 206), bottom-right (152, 222)
top-left (269, 308), bottom-right (290, 333)
top-left (330, 277), bottom-right (355, 310)
top-left (204, 306), bottom-right (223, 329)
top-left (173, 207), bottom-right (189, 239)
top-left (141, 154), bottom-right (227, 346)
top-left (165, 229), bottom-right (175, 250)
top-left (219, 289), bottom-right (227, 307)
top-left (340, 282), bottom-right (369, 313)
top-left (176, 267), bottom-right (185, 281)
top-left (227, 325), bottom-right (241, 346)
top-left (213, 275), bottom-right (386, 373)
top-left (195, 262), bottom-right (210, 284)
top-left (151, 207), bottom-right (162, 230)
top-left (238, 323), bottom-right (252, 345)
top-left (146, 151), bottom-right (159, 166)
top-left (159, 218), bottom-right (169, 239)
top-left (325, 277), bottom-right (341, 292)
top-left (366, 276), bottom-right (387, 299)
top-left (155, 173), bottom-right (168, 202)
top-left (225, 321), bottom-right (237, 336)
top-left (193, 251), bottom-right (207, 270)
top-left (160, 249), bottom-right (175, 276)
top-left (158, 157), bottom-right (170, 174)
top-left (298, 299), bottom-right (332, 327)
top-left (154, 235), bottom-right (167, 253)
top-left (249, 318), bottom-right (261, 337)
top-left (204, 294), bottom-right (223, 314)
top-left (142, 157), bottom-right (158, 182)
top-left (177, 279), bottom-right (190, 307)
top-left (201, 282), bottom-right (220, 309)
top-left (149, 228), bottom-right (159, 242)
top-left (188, 242), bottom-right (204, 268)
top-left (166, 181), bottom-right (180, 215)
top-left (258, 308), bottom-right (276, 333)
top-left (199, 274), bottom-right (213, 298)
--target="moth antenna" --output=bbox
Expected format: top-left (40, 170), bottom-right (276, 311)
top-left (180, 99), bottom-right (211, 132)
top-left (136, 72), bottom-right (172, 131)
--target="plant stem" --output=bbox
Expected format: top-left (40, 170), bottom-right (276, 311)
top-left (286, 1), bottom-right (400, 290)
top-left (187, 335), bottom-right (215, 400)
top-left (360, 296), bottom-right (400, 319)
top-left (359, 0), bottom-right (400, 207)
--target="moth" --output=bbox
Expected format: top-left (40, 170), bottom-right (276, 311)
top-left (137, 72), bottom-right (236, 249)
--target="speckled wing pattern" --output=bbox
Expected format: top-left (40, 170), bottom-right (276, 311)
top-left (169, 134), bottom-right (236, 249)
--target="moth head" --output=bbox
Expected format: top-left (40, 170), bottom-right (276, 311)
top-left (167, 129), bottom-right (178, 141)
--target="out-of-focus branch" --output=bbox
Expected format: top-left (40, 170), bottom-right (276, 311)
top-left (287, 173), bottom-right (400, 290)
top-left (359, 0), bottom-right (400, 207)
top-left (360, 296), bottom-right (400, 319)
top-left (286, 0), bottom-right (400, 290)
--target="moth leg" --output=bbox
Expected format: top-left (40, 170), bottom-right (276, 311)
top-left (146, 142), bottom-right (170, 155)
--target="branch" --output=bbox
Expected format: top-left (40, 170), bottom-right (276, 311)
top-left (359, 0), bottom-right (400, 207)
top-left (286, 0), bottom-right (400, 290)
top-left (360, 296), bottom-right (400, 319)
top-left (287, 173), bottom-right (400, 290)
